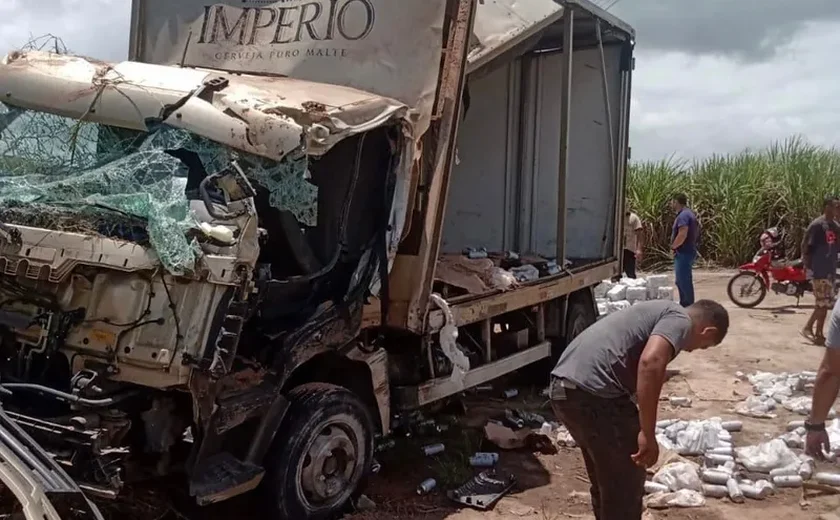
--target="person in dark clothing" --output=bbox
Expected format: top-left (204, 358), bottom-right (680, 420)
top-left (549, 299), bottom-right (729, 520)
top-left (801, 196), bottom-right (840, 345)
top-left (670, 194), bottom-right (700, 307)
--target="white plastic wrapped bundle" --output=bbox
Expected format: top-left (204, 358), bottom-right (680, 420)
top-left (626, 286), bottom-right (648, 303)
top-left (646, 274), bottom-right (670, 298)
top-left (736, 439), bottom-right (799, 472)
top-left (653, 462), bottom-right (703, 492)
top-left (645, 490), bottom-right (705, 509)
top-left (622, 277), bottom-right (647, 287)
top-left (607, 300), bottom-right (632, 314)
top-left (597, 301), bottom-right (608, 316)
top-left (594, 280), bottom-right (614, 298)
top-left (607, 284), bottom-right (627, 301)
top-left (657, 287), bottom-right (675, 301)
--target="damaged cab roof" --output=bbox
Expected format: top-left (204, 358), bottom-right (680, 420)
top-left (0, 50), bottom-right (410, 161)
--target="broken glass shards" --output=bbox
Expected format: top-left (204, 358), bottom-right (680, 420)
top-left (0, 104), bottom-right (319, 274)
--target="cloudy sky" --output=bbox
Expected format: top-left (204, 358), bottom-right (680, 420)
top-left (1, 0), bottom-right (838, 161)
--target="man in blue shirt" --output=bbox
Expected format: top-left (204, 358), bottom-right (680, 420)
top-left (670, 194), bottom-right (700, 307)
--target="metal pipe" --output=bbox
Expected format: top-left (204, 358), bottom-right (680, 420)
top-left (1, 384), bottom-right (136, 407)
top-left (596, 19), bottom-right (617, 259)
top-left (614, 71), bottom-right (629, 260)
top-left (556, 6), bottom-right (574, 265)
top-left (0, 425), bottom-right (62, 489)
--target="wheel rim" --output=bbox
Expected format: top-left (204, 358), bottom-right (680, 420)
top-left (730, 274), bottom-right (763, 305)
top-left (296, 419), bottom-right (361, 509)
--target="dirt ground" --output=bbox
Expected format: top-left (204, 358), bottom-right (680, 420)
top-left (348, 270), bottom-right (840, 520)
top-left (91, 270), bottom-right (840, 520)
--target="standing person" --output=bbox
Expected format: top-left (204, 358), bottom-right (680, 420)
top-left (620, 209), bottom-right (644, 279)
top-left (806, 296), bottom-right (840, 458)
top-left (549, 299), bottom-right (729, 520)
top-left (670, 194), bottom-right (700, 307)
top-left (801, 196), bottom-right (840, 345)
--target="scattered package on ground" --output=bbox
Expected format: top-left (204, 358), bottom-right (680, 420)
top-left (735, 439), bottom-right (800, 473)
top-left (645, 489), bottom-right (706, 509)
top-left (655, 418), bottom-right (732, 456)
top-left (734, 371), bottom-right (831, 420)
top-left (594, 276), bottom-right (676, 316)
top-left (653, 462), bottom-right (703, 492)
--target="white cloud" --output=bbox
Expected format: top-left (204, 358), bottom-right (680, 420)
top-left (1, 2), bottom-right (838, 161)
top-left (629, 21), bottom-right (840, 160)
top-left (0, 0), bottom-right (129, 61)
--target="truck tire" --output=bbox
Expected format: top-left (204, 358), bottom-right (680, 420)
top-left (565, 297), bottom-right (596, 344)
top-left (550, 295), bottom-right (596, 364)
top-left (265, 383), bottom-right (374, 520)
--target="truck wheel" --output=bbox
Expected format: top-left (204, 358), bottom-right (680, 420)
top-left (552, 297), bottom-right (596, 361)
top-left (266, 383), bottom-right (374, 520)
top-left (566, 298), bottom-right (596, 343)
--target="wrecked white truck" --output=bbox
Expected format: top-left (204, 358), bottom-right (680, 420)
top-left (0, 0), bottom-right (634, 518)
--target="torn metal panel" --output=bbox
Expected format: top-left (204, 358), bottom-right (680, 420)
top-left (0, 51), bottom-right (411, 161)
top-left (467, 0), bottom-right (564, 73)
top-left (129, 0), bottom-right (447, 137)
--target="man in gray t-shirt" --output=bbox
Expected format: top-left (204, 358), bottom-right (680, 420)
top-left (549, 299), bottom-right (729, 520)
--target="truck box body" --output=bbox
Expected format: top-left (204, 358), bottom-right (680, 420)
top-left (129, 0), bottom-right (634, 331)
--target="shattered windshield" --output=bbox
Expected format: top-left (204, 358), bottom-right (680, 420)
top-left (0, 103), bottom-right (317, 275)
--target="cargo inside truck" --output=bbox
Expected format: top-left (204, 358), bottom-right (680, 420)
top-left (433, 0), bottom-right (632, 302)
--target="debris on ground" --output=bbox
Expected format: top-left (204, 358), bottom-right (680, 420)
top-left (736, 439), bottom-right (799, 472)
top-left (734, 371), bottom-right (833, 420)
top-left (447, 470), bottom-right (516, 511)
top-left (644, 489), bottom-right (706, 509)
top-left (655, 417), bottom-right (733, 455)
top-left (417, 478), bottom-right (437, 495)
top-left (355, 494), bottom-right (376, 511)
top-left (653, 461), bottom-right (703, 492)
top-left (469, 452), bottom-right (499, 467)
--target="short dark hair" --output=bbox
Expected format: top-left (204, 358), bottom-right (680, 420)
top-left (690, 299), bottom-right (729, 343)
top-left (673, 193), bottom-right (688, 206)
top-left (824, 196), bottom-right (839, 209)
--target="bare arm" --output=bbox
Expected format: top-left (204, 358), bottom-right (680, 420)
top-left (810, 349), bottom-right (840, 424)
top-left (636, 336), bottom-right (674, 437)
top-left (671, 226), bottom-right (688, 251)
top-left (802, 228), bottom-right (812, 268)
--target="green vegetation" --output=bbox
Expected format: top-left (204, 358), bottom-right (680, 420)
top-left (627, 137), bottom-right (840, 269)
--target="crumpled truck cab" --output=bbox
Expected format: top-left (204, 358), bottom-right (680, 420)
top-left (0, 48), bottom-right (414, 517)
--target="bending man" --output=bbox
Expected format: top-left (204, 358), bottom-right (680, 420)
top-left (549, 299), bottom-right (729, 520)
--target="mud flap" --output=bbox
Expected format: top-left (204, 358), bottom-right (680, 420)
top-left (0, 405), bottom-right (104, 519)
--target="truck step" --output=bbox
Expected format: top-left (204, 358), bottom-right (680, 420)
top-left (214, 381), bottom-right (280, 434)
top-left (189, 452), bottom-right (264, 506)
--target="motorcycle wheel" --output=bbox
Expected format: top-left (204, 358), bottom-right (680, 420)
top-left (727, 272), bottom-right (767, 308)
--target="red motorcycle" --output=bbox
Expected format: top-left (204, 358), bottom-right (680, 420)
top-left (727, 227), bottom-right (811, 308)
